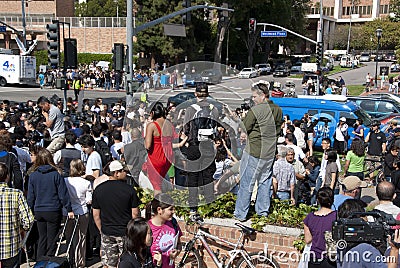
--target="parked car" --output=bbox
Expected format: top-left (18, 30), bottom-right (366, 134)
top-left (238, 67), bottom-right (258, 79)
top-left (184, 73), bottom-right (203, 87)
top-left (385, 52), bottom-right (397, 62)
top-left (166, 92), bottom-right (223, 112)
top-left (347, 96), bottom-right (400, 118)
top-left (255, 63), bottom-right (272, 75)
top-left (290, 65), bottom-right (303, 75)
top-left (359, 53), bottom-right (371, 62)
top-left (200, 69), bottom-right (223, 84)
top-left (340, 55), bottom-right (358, 67)
top-left (374, 54), bottom-right (384, 62)
top-left (273, 66), bottom-right (290, 77)
top-left (391, 63), bottom-right (400, 72)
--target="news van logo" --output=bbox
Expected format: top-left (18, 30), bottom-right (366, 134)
top-left (2, 61), bottom-right (15, 72)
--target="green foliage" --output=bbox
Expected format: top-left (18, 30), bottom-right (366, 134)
top-left (75, 0), bottom-right (126, 17)
top-left (331, 18), bottom-right (400, 50)
top-left (251, 199), bottom-right (317, 231)
top-left (390, 0), bottom-right (400, 22)
top-left (135, 187), bottom-right (154, 211)
top-left (293, 234), bottom-right (306, 252)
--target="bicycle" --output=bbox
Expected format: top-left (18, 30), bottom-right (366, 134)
top-left (177, 215), bottom-right (280, 268)
top-left (364, 154), bottom-right (385, 186)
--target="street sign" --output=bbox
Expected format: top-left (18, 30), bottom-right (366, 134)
top-left (261, 31), bottom-right (287, 37)
top-left (0, 26), bottom-right (6, 32)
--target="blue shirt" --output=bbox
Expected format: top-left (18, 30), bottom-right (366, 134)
top-left (337, 243), bottom-right (388, 268)
top-left (332, 194), bottom-right (353, 210)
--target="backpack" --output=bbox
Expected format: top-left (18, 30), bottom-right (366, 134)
top-left (190, 103), bottom-right (217, 142)
top-left (94, 138), bottom-right (112, 166)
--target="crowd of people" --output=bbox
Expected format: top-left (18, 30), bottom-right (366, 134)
top-left (2, 78), bottom-right (400, 267)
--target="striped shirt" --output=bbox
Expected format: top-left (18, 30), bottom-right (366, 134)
top-left (0, 182), bottom-right (34, 259)
top-left (273, 158), bottom-right (296, 192)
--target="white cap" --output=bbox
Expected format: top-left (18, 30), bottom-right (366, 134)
top-left (109, 160), bottom-right (127, 172)
top-left (340, 117), bottom-right (346, 122)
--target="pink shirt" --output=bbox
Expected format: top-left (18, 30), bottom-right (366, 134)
top-left (148, 219), bottom-right (181, 268)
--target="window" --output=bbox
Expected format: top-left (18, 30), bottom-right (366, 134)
top-left (367, 6), bottom-right (372, 14)
top-left (377, 101), bottom-right (397, 113)
top-left (362, 6), bottom-right (366, 15)
top-left (357, 100), bottom-right (375, 113)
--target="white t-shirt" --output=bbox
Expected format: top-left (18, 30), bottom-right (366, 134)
top-left (86, 151), bottom-right (102, 176)
top-left (110, 142), bottom-right (125, 160)
top-left (64, 176), bottom-right (92, 215)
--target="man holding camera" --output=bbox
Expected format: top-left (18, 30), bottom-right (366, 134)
top-left (37, 96), bottom-right (65, 154)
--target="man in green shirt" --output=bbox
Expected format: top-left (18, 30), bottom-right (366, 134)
top-left (234, 81), bottom-right (282, 221)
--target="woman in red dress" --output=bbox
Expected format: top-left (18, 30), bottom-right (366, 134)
top-left (145, 102), bottom-right (175, 196)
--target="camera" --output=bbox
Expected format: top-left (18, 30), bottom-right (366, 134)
top-left (241, 103), bottom-right (251, 111)
top-left (332, 211), bottom-right (399, 254)
top-left (31, 107), bottom-right (45, 126)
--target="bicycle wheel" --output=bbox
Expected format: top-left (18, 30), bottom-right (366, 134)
top-left (237, 252), bottom-right (280, 268)
top-left (177, 249), bottom-right (203, 268)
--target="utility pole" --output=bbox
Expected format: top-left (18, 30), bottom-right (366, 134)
top-left (316, 0), bottom-right (323, 95)
top-left (21, 0), bottom-right (27, 49)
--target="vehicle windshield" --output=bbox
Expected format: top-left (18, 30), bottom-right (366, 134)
top-left (202, 71), bottom-right (213, 76)
top-left (242, 68), bottom-right (252, 72)
top-left (354, 108), bottom-right (372, 126)
top-left (361, 53), bottom-right (369, 56)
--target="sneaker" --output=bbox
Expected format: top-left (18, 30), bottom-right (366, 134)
top-left (233, 216), bottom-right (247, 222)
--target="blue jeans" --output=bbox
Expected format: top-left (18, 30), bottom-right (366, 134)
top-left (104, 81), bottom-right (111, 90)
top-left (234, 151), bottom-right (274, 220)
top-left (277, 191), bottom-right (290, 201)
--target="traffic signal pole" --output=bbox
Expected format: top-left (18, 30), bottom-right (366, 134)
top-left (125, 2), bottom-right (234, 107)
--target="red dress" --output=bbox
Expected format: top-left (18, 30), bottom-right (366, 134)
top-left (147, 121), bottom-right (174, 191)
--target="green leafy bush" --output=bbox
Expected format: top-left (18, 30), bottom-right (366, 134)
top-left (251, 199), bottom-right (317, 231)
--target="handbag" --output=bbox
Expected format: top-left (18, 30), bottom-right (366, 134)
top-left (324, 231), bottom-right (337, 260)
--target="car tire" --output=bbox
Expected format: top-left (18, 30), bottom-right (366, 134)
top-left (0, 77), bottom-right (6, 87)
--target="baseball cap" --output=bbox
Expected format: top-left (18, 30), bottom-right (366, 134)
top-left (340, 117), bottom-right (346, 122)
top-left (109, 160), bottom-right (128, 172)
top-left (340, 176), bottom-right (367, 191)
top-left (277, 136), bottom-right (286, 144)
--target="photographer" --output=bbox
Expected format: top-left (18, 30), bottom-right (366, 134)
top-left (37, 96), bottom-right (65, 154)
top-left (337, 199), bottom-right (400, 268)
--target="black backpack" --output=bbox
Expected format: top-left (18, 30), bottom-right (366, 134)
top-left (94, 138), bottom-right (112, 166)
top-left (190, 103), bottom-right (217, 142)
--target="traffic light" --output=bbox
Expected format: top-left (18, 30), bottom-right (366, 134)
top-left (182, 0), bottom-right (191, 23)
top-left (64, 38), bottom-right (78, 69)
top-left (316, 42), bottom-right (323, 65)
top-left (113, 43), bottom-right (124, 71)
top-left (46, 21), bottom-right (60, 68)
top-left (249, 18), bottom-right (256, 34)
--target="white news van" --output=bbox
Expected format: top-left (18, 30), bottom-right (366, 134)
top-left (0, 53), bottom-right (37, 86)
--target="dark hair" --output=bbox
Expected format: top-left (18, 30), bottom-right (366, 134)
top-left (124, 217), bottom-right (149, 262)
top-left (0, 162), bottom-right (9, 182)
top-left (215, 146), bottom-right (227, 162)
top-left (322, 138), bottom-right (331, 146)
top-left (338, 199), bottom-right (365, 219)
top-left (37, 96), bottom-right (50, 105)
top-left (287, 125), bottom-right (295, 133)
top-left (317, 187), bottom-right (334, 208)
top-left (350, 139), bottom-right (365, 157)
top-left (78, 134), bottom-right (95, 148)
top-left (112, 130), bottom-right (122, 141)
top-left (376, 181), bottom-right (396, 201)
top-left (91, 124), bottom-right (103, 138)
top-left (285, 133), bottom-right (294, 143)
top-left (65, 130), bottom-right (77, 145)
top-left (326, 150), bottom-right (337, 162)
top-left (356, 118), bottom-right (363, 125)
top-left (150, 102), bottom-right (166, 120)
top-left (145, 193), bottom-right (174, 221)
top-left (293, 119), bottom-right (301, 127)
top-left (307, 155), bottom-right (321, 167)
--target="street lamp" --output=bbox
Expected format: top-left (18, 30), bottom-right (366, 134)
top-left (374, 28), bottom-right (382, 89)
top-left (114, 0), bottom-right (119, 26)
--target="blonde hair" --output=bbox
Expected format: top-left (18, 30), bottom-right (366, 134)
top-left (69, 159), bottom-right (86, 177)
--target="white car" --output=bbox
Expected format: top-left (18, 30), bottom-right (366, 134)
top-left (238, 67), bottom-right (258, 79)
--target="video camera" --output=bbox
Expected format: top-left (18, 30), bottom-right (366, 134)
top-left (332, 211), bottom-right (399, 254)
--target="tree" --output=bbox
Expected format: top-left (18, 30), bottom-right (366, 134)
top-left (390, 0), bottom-right (400, 22)
top-left (75, 0), bottom-right (126, 17)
